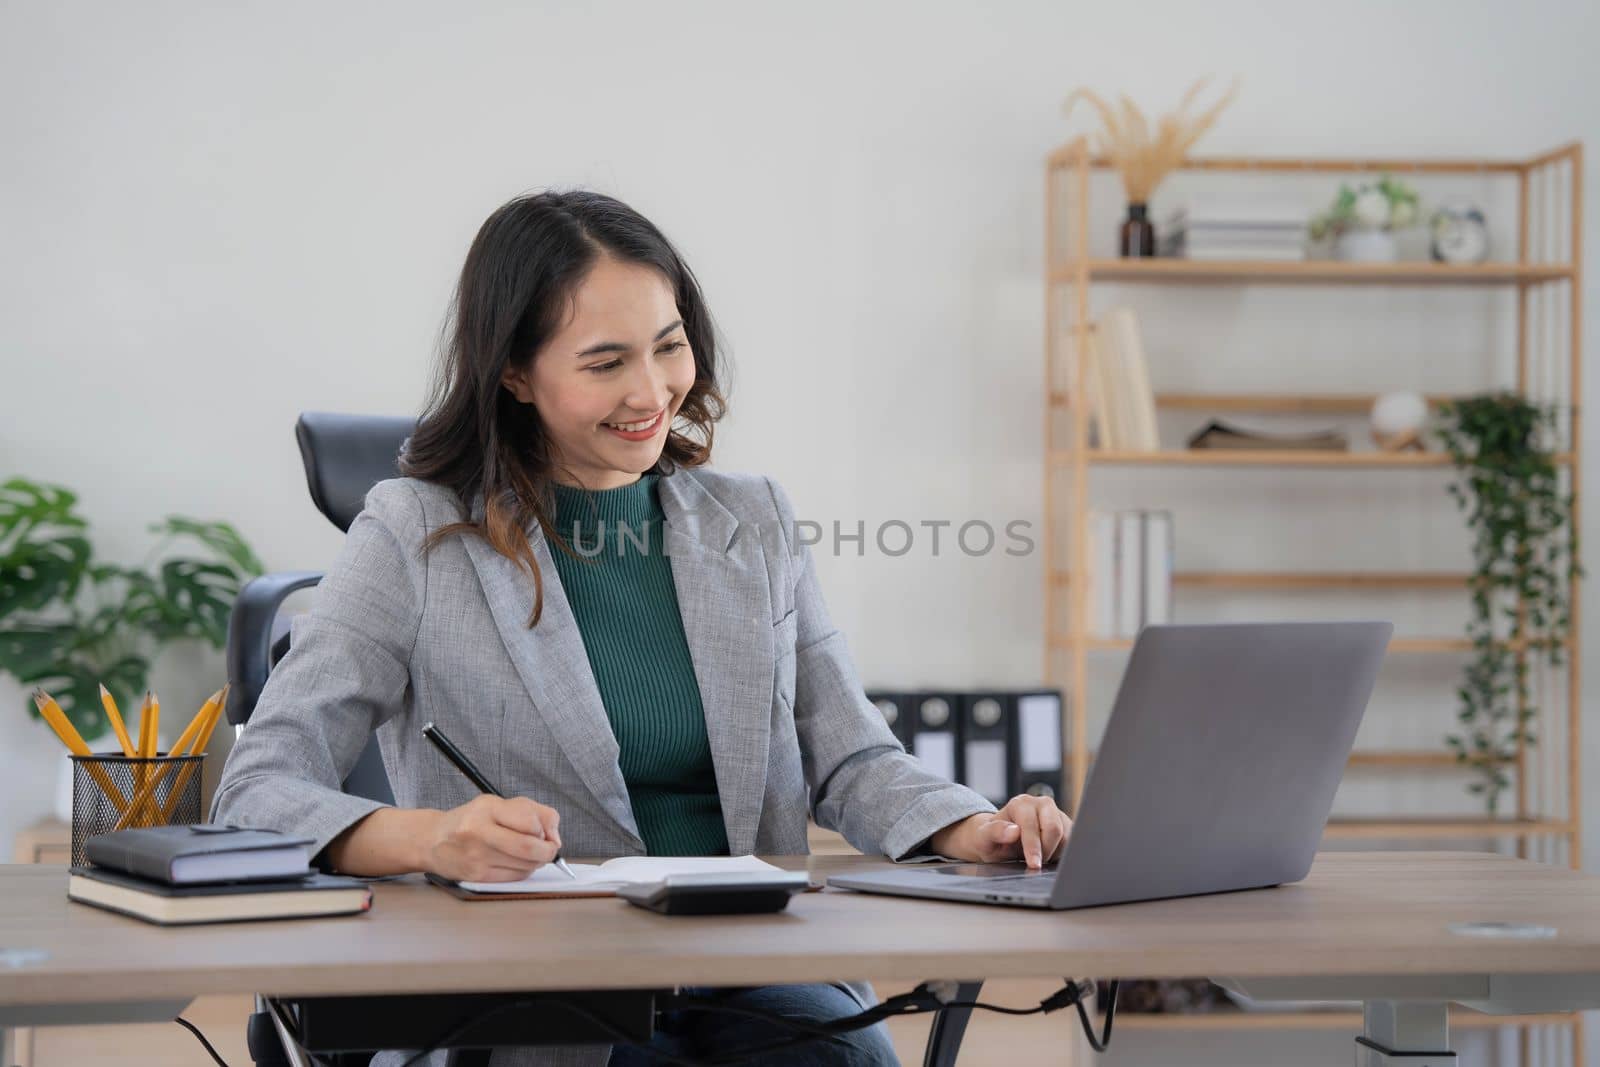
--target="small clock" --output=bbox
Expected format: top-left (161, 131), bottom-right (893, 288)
top-left (1430, 199), bottom-right (1489, 264)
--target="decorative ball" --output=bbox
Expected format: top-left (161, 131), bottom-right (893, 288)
top-left (1370, 391), bottom-right (1429, 451)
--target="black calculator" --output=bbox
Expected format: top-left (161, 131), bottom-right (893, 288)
top-left (616, 871), bottom-right (812, 915)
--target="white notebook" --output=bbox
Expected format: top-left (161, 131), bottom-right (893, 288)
top-left (458, 854), bottom-right (785, 894)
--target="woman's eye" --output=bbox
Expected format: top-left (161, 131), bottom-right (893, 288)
top-left (587, 360), bottom-right (623, 374)
top-left (659, 341), bottom-right (686, 355)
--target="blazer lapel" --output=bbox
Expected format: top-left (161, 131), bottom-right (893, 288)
top-left (658, 474), bottom-right (774, 857)
top-left (461, 493), bottom-right (640, 845)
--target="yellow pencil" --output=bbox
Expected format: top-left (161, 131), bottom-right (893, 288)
top-left (99, 684), bottom-right (137, 757)
top-left (34, 689), bottom-right (130, 815)
top-left (157, 686), bottom-right (229, 822)
top-left (116, 688), bottom-right (224, 830)
top-left (190, 693), bottom-right (224, 755)
top-left (138, 691), bottom-right (160, 758)
top-left (172, 688), bottom-right (222, 756)
top-left (128, 692), bottom-right (160, 826)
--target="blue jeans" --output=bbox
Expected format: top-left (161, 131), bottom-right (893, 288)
top-left (606, 983), bottom-right (900, 1066)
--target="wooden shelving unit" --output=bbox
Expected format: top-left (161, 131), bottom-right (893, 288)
top-left (1043, 140), bottom-right (1584, 1061)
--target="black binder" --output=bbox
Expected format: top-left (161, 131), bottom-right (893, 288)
top-left (1006, 688), bottom-right (1064, 802)
top-left (864, 689), bottom-right (916, 748)
top-left (906, 690), bottom-right (962, 783)
top-left (959, 692), bottom-right (1014, 806)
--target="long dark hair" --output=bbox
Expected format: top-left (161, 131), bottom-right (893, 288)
top-left (400, 189), bottom-right (728, 627)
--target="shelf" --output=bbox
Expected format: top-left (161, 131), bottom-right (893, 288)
top-left (1048, 391), bottom-right (1458, 415)
top-left (1106, 1009), bottom-right (1577, 1033)
top-left (1051, 570), bottom-right (1471, 591)
top-left (1321, 817), bottom-right (1572, 840)
top-left (1044, 144), bottom-right (1578, 175)
top-left (1063, 750), bottom-right (1493, 773)
top-left (1048, 258), bottom-right (1574, 286)
top-left (1058, 636), bottom-right (1549, 654)
top-left (1051, 449), bottom-right (1574, 468)
top-left (1346, 751), bottom-right (1493, 770)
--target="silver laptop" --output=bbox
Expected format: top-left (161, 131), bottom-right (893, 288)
top-left (829, 621), bottom-right (1392, 909)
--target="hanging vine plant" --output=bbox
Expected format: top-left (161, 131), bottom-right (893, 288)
top-left (1434, 393), bottom-right (1579, 814)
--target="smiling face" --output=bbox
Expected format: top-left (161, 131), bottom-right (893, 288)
top-left (500, 254), bottom-right (697, 490)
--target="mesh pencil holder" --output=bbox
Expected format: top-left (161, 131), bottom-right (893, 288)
top-left (70, 753), bottom-right (205, 868)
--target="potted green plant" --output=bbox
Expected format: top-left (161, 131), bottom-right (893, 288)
top-left (0, 477), bottom-right (263, 746)
top-left (1433, 395), bottom-right (1579, 814)
top-left (1309, 175), bottom-right (1421, 262)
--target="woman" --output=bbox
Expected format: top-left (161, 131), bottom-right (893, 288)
top-left (212, 190), bottom-right (1072, 1067)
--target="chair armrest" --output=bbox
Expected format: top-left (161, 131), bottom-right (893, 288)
top-left (226, 571), bottom-right (323, 727)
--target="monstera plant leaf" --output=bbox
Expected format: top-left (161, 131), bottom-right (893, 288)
top-left (0, 622), bottom-right (149, 736)
top-left (153, 559), bottom-right (243, 647)
top-left (149, 517), bottom-right (265, 578)
top-left (0, 478), bottom-right (261, 740)
top-left (0, 479), bottom-right (91, 620)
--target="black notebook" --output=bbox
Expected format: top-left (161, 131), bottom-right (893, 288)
top-left (84, 824), bottom-right (316, 885)
top-left (68, 866), bottom-right (372, 926)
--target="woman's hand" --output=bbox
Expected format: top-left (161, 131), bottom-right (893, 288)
top-left (926, 794), bottom-right (1072, 869)
top-left (421, 795), bottom-right (564, 883)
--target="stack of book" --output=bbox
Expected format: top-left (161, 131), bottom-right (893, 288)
top-left (67, 824), bottom-right (372, 925)
top-left (1086, 510), bottom-right (1174, 639)
top-left (1159, 206), bottom-right (1308, 262)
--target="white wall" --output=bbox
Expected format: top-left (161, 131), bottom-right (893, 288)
top-left (3, 1), bottom-right (1597, 1063)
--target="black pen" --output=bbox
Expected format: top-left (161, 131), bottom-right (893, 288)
top-left (421, 721), bottom-right (577, 880)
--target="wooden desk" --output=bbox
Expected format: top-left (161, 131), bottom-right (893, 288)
top-left (4, 851), bottom-right (1600, 1065)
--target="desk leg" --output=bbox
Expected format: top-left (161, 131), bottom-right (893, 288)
top-left (1356, 1001), bottom-right (1455, 1066)
top-left (922, 981), bottom-right (982, 1067)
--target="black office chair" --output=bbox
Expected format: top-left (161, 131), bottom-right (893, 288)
top-left (225, 411), bottom-right (417, 804)
top-left (225, 412), bottom-right (414, 1067)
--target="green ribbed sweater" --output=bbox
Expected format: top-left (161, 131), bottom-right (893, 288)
top-left (548, 475), bottom-right (729, 857)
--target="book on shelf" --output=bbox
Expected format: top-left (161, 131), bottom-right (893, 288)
top-left (67, 866), bottom-right (371, 926)
top-left (1159, 205), bottom-right (1309, 262)
top-left (1087, 512), bottom-right (1117, 638)
top-left (1162, 204), bottom-right (1309, 231)
top-left (1084, 326), bottom-right (1119, 450)
top-left (1115, 512), bottom-right (1143, 638)
top-left (1082, 306), bottom-right (1159, 452)
top-left (1187, 419), bottom-right (1349, 452)
top-left (1161, 243), bottom-right (1309, 262)
top-left (1142, 512), bottom-right (1173, 630)
top-left (1084, 509), bottom-right (1174, 639)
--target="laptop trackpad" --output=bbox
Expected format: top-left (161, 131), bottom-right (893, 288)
top-left (929, 863), bottom-right (1054, 879)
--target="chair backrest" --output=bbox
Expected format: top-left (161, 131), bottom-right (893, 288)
top-left (295, 411), bottom-right (418, 532)
top-left (225, 413), bottom-right (418, 805)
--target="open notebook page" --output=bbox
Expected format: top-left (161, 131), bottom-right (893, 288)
top-left (458, 854), bottom-right (785, 894)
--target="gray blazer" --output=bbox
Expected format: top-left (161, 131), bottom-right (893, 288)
top-left (211, 467), bottom-right (993, 1065)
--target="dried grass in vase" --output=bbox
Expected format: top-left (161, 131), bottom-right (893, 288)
top-left (1062, 77), bottom-right (1239, 254)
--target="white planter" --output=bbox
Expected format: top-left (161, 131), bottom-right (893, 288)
top-left (53, 751), bottom-right (74, 822)
top-left (1335, 229), bottom-right (1399, 262)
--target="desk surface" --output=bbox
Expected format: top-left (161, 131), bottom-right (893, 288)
top-left (3, 852), bottom-right (1600, 1008)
